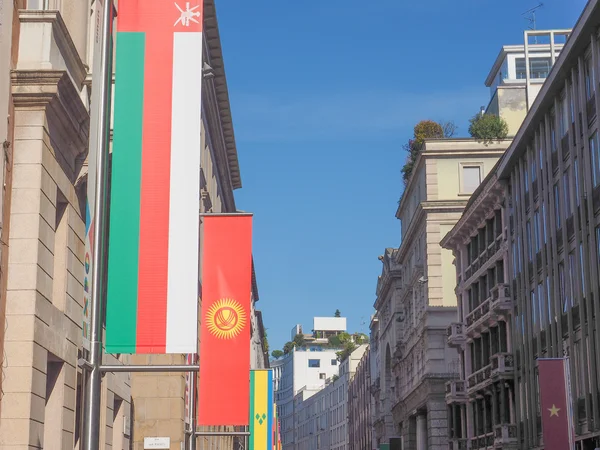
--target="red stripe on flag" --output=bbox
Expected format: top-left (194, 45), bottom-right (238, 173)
top-left (198, 216), bottom-right (252, 426)
top-left (119, 0), bottom-right (175, 353)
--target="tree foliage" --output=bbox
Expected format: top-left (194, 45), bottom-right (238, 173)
top-left (402, 120), bottom-right (455, 186)
top-left (271, 349), bottom-right (284, 359)
top-left (283, 341), bottom-right (295, 354)
top-left (334, 309), bottom-right (341, 317)
top-left (293, 333), bottom-right (306, 348)
top-left (468, 113), bottom-right (509, 141)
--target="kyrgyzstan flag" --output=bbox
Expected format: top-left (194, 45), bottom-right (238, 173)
top-left (538, 358), bottom-right (575, 450)
top-left (198, 215), bottom-right (253, 426)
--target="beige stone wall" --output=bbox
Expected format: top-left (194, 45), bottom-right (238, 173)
top-left (0, 4), bottom-right (132, 450)
top-left (130, 355), bottom-right (186, 450)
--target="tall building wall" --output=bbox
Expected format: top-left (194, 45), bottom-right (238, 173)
top-left (442, 3), bottom-right (600, 449)
top-left (0, 1), bottom-right (132, 449)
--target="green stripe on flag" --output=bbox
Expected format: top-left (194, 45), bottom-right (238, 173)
top-left (249, 371), bottom-right (255, 450)
top-left (106, 32), bottom-right (145, 353)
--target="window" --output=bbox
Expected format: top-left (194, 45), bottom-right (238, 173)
top-left (585, 56), bottom-right (595, 100)
top-left (331, 359), bottom-right (337, 366)
top-left (319, 373), bottom-right (326, 380)
top-left (308, 359), bottom-right (320, 368)
top-left (462, 166), bottom-right (481, 194)
top-left (549, 114), bottom-right (556, 153)
top-left (526, 221), bottom-right (533, 261)
top-left (531, 289), bottom-right (537, 325)
top-left (574, 158), bottom-right (580, 206)
top-left (516, 57), bottom-right (552, 79)
top-left (546, 275), bottom-right (552, 323)
top-left (590, 132), bottom-right (600, 187)
top-left (542, 203), bottom-right (548, 243)
top-left (563, 172), bottom-right (571, 217)
top-left (568, 252), bottom-right (576, 305)
top-left (530, 149), bottom-right (537, 182)
top-left (534, 211), bottom-right (541, 253)
top-left (524, 160), bottom-right (529, 192)
top-left (554, 183), bottom-right (561, 229)
top-left (559, 262), bottom-right (569, 312)
top-left (579, 242), bottom-right (586, 296)
top-left (596, 227), bottom-right (600, 267)
top-left (530, 58), bottom-right (552, 78)
top-left (560, 93), bottom-right (569, 137)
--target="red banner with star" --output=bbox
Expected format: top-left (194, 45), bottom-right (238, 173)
top-left (198, 215), bottom-right (252, 426)
top-left (538, 358), bottom-right (575, 450)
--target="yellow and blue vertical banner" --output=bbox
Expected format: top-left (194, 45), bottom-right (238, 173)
top-left (249, 370), bottom-right (274, 450)
top-left (272, 402), bottom-right (277, 450)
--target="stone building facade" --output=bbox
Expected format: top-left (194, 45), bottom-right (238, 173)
top-left (349, 347), bottom-right (371, 450)
top-left (0, 0), bottom-right (132, 448)
top-left (441, 173), bottom-right (517, 450)
top-left (442, 1), bottom-right (600, 448)
top-left (372, 139), bottom-right (509, 450)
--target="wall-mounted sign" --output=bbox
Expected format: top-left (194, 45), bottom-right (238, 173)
top-left (143, 437), bottom-right (170, 449)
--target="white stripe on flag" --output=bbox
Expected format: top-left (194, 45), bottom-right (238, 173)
top-left (166, 31), bottom-right (203, 353)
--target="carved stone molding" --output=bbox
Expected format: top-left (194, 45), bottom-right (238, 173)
top-left (12, 69), bottom-right (89, 182)
top-left (18, 10), bottom-right (87, 88)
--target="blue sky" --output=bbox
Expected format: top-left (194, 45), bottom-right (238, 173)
top-left (216, 0), bottom-right (586, 352)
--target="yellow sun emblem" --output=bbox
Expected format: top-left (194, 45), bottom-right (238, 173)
top-left (205, 298), bottom-right (246, 339)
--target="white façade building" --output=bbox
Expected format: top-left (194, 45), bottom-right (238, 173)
top-left (275, 317), bottom-right (349, 450)
top-left (294, 345), bottom-right (368, 450)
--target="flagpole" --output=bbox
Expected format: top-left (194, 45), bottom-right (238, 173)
top-left (83, 0), bottom-right (114, 449)
top-left (188, 354), bottom-right (197, 450)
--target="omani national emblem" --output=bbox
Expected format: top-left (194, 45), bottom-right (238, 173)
top-left (205, 298), bottom-right (246, 339)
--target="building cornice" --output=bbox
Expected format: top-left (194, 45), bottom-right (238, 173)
top-left (204, 0), bottom-right (241, 190)
top-left (397, 138), bottom-right (510, 217)
top-left (441, 175), bottom-right (505, 251)
top-left (18, 10), bottom-right (87, 89)
top-left (12, 70), bottom-right (89, 182)
top-left (396, 200), bottom-right (467, 264)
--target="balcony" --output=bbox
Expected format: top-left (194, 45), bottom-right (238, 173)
top-left (446, 380), bottom-right (467, 404)
top-left (494, 424), bottom-right (518, 448)
top-left (466, 298), bottom-right (499, 338)
top-left (448, 438), bottom-right (468, 450)
top-left (447, 322), bottom-right (466, 348)
top-left (490, 283), bottom-right (511, 313)
top-left (468, 364), bottom-right (492, 393)
top-left (471, 433), bottom-right (494, 450)
top-left (490, 353), bottom-right (514, 380)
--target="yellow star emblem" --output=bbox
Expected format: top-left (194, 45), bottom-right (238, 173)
top-left (548, 404), bottom-right (560, 417)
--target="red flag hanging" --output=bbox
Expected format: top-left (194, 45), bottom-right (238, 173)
top-left (197, 214), bottom-right (252, 426)
top-left (538, 358), bottom-right (575, 450)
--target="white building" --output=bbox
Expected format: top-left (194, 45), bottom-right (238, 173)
top-left (485, 30), bottom-right (570, 136)
top-left (294, 345), bottom-right (368, 450)
top-left (276, 318), bottom-right (349, 450)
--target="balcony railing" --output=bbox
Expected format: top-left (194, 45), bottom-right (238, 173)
top-left (445, 380), bottom-right (467, 404)
top-left (466, 298), bottom-right (495, 337)
top-left (490, 353), bottom-right (514, 378)
top-left (471, 433), bottom-right (494, 450)
top-left (468, 364), bottom-right (492, 392)
top-left (447, 322), bottom-right (466, 348)
top-left (448, 438), bottom-right (468, 450)
top-left (494, 424), bottom-right (518, 447)
top-left (490, 283), bottom-right (511, 313)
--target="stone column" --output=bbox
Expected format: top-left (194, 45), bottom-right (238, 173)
top-left (416, 413), bottom-right (427, 450)
top-left (500, 382), bottom-right (506, 424)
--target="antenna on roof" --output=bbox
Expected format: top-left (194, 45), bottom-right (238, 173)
top-left (522, 3), bottom-right (544, 43)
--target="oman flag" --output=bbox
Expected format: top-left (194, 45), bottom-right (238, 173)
top-left (106, 0), bottom-right (203, 354)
